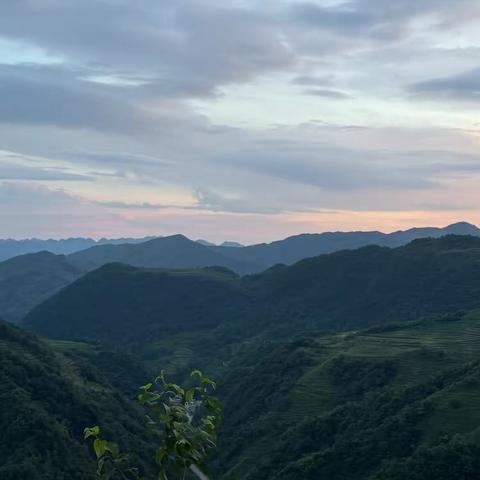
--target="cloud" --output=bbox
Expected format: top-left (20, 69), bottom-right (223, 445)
top-left (0, 182), bottom-right (133, 238)
top-left (409, 67), bottom-right (480, 102)
top-left (96, 200), bottom-right (187, 210)
top-left (0, 149), bottom-right (92, 181)
top-left (291, 75), bottom-right (335, 86)
top-left (1, 1), bottom-right (480, 240)
top-left (0, 1), bottom-right (295, 100)
top-left (0, 162), bottom-right (92, 181)
top-left (302, 88), bottom-right (352, 99)
top-left (291, 3), bottom-right (377, 35)
top-left (0, 63), bottom-right (156, 131)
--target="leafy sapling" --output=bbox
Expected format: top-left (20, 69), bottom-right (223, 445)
top-left (85, 370), bottom-right (222, 480)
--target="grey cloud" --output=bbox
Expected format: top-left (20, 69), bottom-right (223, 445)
top-left (194, 187), bottom-right (283, 215)
top-left (212, 145), bottom-right (436, 192)
top-left (409, 68), bottom-right (480, 101)
top-left (0, 182), bottom-right (127, 238)
top-left (0, 181), bottom-right (81, 211)
top-left (291, 3), bottom-right (376, 34)
top-left (289, 0), bottom-right (480, 49)
top-left (291, 75), bottom-right (335, 86)
top-left (0, 162), bottom-right (92, 181)
top-left (302, 88), bottom-right (352, 99)
top-left (96, 201), bottom-right (190, 210)
top-left (0, 64), bottom-right (155, 131)
top-left (0, 1), bottom-right (295, 99)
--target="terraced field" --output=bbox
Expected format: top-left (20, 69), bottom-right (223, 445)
top-left (289, 310), bottom-right (480, 425)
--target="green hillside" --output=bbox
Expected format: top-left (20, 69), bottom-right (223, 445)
top-left (212, 311), bottom-right (480, 480)
top-left (17, 235), bottom-right (480, 479)
top-left (24, 263), bottom-right (250, 342)
top-left (0, 320), bottom-right (155, 479)
top-left (247, 235), bottom-right (480, 332)
top-left (212, 221), bottom-right (480, 271)
top-left (68, 234), bottom-right (258, 274)
top-left (25, 236), bottom-right (480, 343)
top-left (0, 251), bottom-right (83, 323)
top-left (41, 310), bottom-right (480, 480)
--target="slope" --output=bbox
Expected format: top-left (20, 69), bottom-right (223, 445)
top-left (212, 221), bottom-right (480, 272)
top-left (213, 311), bottom-right (480, 480)
top-left (0, 320), bottom-right (155, 480)
top-left (246, 234), bottom-right (480, 333)
top-left (68, 234), bottom-right (258, 274)
top-left (24, 263), bottom-right (251, 342)
top-left (0, 251), bottom-right (84, 323)
top-left (24, 235), bottom-right (480, 343)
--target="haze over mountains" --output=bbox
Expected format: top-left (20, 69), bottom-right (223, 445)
top-left (0, 236), bottom-right (158, 262)
top-left (2, 222), bottom-right (478, 265)
top-left (1, 222), bottom-right (479, 324)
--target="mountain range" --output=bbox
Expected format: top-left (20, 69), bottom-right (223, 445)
top-left (2, 222), bottom-right (479, 324)
top-left (24, 235), bottom-right (480, 342)
top-left (0, 236), bottom-right (157, 262)
top-left (9, 233), bottom-right (480, 480)
top-left (1, 221), bottom-right (478, 265)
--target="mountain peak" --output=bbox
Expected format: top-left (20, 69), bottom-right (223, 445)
top-left (444, 222), bottom-right (480, 235)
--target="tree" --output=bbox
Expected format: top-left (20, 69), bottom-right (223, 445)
top-left (84, 370), bottom-right (222, 480)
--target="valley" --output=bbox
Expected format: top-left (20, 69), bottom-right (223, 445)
top-left (3, 232), bottom-right (480, 479)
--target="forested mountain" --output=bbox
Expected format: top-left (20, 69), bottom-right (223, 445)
top-left (0, 251), bottom-right (84, 323)
top-left (0, 320), bottom-right (155, 480)
top-left (16, 309), bottom-right (480, 479)
top-left (213, 311), bottom-right (480, 479)
top-left (24, 263), bottom-right (250, 342)
top-left (24, 235), bottom-right (480, 342)
top-left (211, 221), bottom-right (480, 272)
top-left (2, 223), bottom-right (479, 323)
top-left (0, 236), bottom-right (255, 324)
top-left (0, 236), bottom-right (156, 262)
top-left (3, 222), bottom-right (478, 274)
top-left (67, 234), bottom-right (257, 274)
top-left (6, 234), bottom-right (480, 479)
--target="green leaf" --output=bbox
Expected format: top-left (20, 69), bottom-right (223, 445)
top-left (138, 391), bottom-right (160, 404)
top-left (155, 446), bottom-right (168, 465)
top-left (191, 370), bottom-right (203, 378)
top-left (201, 377), bottom-right (217, 390)
top-left (186, 387), bottom-right (197, 403)
top-left (83, 425), bottom-right (100, 439)
top-left (93, 438), bottom-right (108, 459)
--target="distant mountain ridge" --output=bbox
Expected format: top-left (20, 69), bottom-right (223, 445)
top-left (2, 222), bottom-right (480, 324)
top-left (210, 221), bottom-right (480, 272)
top-left (0, 236), bottom-right (158, 262)
top-left (67, 234), bottom-right (257, 274)
top-left (2, 222), bottom-right (478, 265)
top-left (24, 235), bottom-right (480, 342)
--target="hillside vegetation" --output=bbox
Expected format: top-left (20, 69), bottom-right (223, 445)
top-left (37, 311), bottom-right (480, 480)
top-left (212, 221), bottom-right (480, 271)
top-left (0, 320), bottom-right (157, 480)
top-left (210, 311), bottom-right (480, 479)
top-left (25, 236), bottom-right (480, 342)
top-left (24, 263), bottom-right (250, 342)
top-left (5, 225), bottom-right (480, 326)
top-left (67, 234), bottom-right (257, 274)
top-left (12, 234), bottom-right (480, 479)
top-left (0, 251), bottom-right (83, 323)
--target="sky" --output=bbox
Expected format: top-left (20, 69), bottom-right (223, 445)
top-left (1, 0), bottom-right (480, 243)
